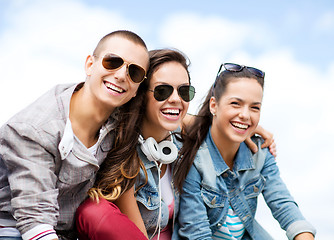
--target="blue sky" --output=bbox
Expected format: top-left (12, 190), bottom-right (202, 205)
top-left (0, 0), bottom-right (333, 239)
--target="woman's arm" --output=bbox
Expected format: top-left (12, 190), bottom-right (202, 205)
top-left (177, 166), bottom-right (213, 240)
top-left (114, 186), bottom-right (148, 239)
top-left (294, 232), bottom-right (314, 240)
top-left (245, 125), bottom-right (277, 157)
top-left (260, 149), bottom-right (316, 239)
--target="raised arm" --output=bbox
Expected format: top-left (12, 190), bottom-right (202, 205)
top-left (245, 125), bottom-right (277, 157)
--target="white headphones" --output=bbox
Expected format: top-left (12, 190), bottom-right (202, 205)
top-left (138, 134), bottom-right (178, 164)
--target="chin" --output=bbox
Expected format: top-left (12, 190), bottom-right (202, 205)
top-left (162, 123), bottom-right (180, 132)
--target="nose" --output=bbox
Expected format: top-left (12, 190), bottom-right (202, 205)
top-left (167, 88), bottom-right (181, 103)
top-left (113, 64), bottom-right (127, 82)
top-left (239, 107), bottom-right (250, 120)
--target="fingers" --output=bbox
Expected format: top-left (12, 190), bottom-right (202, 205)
top-left (245, 136), bottom-right (259, 153)
top-left (269, 140), bottom-right (277, 158)
top-left (261, 138), bottom-right (277, 158)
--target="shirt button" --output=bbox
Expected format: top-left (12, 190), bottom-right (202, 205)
top-left (253, 186), bottom-right (259, 193)
top-left (222, 172), bottom-right (228, 178)
top-left (211, 196), bottom-right (217, 205)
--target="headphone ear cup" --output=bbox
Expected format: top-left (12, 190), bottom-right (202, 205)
top-left (158, 140), bottom-right (178, 164)
top-left (140, 137), bottom-right (161, 162)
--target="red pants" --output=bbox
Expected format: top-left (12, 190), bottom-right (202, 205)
top-left (76, 198), bottom-right (147, 240)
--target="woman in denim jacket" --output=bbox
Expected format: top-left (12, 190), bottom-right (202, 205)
top-left (174, 63), bottom-right (316, 240)
top-left (76, 48), bottom-right (195, 239)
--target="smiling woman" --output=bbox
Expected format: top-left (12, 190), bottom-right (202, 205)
top-left (76, 48), bottom-right (195, 240)
top-left (174, 63), bottom-right (316, 240)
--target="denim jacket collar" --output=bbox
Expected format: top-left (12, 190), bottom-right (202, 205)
top-left (205, 129), bottom-right (255, 176)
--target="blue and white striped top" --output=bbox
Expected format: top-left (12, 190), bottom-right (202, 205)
top-left (212, 205), bottom-right (245, 240)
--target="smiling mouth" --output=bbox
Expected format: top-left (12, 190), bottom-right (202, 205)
top-left (231, 122), bottom-right (249, 130)
top-left (161, 108), bottom-right (181, 116)
top-left (104, 81), bottom-right (125, 93)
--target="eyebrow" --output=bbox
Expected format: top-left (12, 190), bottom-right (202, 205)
top-left (229, 97), bottom-right (262, 105)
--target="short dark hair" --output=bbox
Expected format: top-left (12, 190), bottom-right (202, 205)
top-left (93, 30), bottom-right (147, 56)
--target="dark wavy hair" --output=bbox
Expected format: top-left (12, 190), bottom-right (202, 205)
top-left (88, 47), bottom-right (191, 202)
top-left (173, 67), bottom-right (264, 192)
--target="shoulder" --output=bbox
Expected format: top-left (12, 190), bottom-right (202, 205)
top-left (187, 141), bottom-right (213, 177)
top-left (0, 84), bottom-right (77, 146)
top-left (249, 136), bottom-right (274, 168)
top-left (4, 83), bottom-right (76, 128)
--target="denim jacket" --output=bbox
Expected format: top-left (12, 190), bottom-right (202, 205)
top-left (135, 135), bottom-right (180, 239)
top-left (176, 132), bottom-right (316, 240)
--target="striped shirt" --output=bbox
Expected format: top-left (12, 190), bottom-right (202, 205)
top-left (213, 206), bottom-right (245, 240)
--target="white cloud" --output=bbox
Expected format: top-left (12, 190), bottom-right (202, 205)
top-left (314, 11), bottom-right (334, 33)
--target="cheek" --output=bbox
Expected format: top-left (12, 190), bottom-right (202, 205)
top-left (251, 113), bottom-right (261, 126)
top-left (182, 102), bottom-right (190, 114)
top-left (146, 97), bottom-right (161, 117)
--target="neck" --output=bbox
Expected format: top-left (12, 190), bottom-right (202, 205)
top-left (69, 88), bottom-right (113, 148)
top-left (210, 128), bottom-right (240, 170)
top-left (141, 119), bottom-right (169, 143)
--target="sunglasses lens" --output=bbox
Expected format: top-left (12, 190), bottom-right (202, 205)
top-left (128, 64), bottom-right (146, 83)
top-left (247, 67), bottom-right (265, 78)
top-left (153, 85), bottom-right (174, 101)
top-left (102, 54), bottom-right (124, 70)
top-left (178, 86), bottom-right (195, 102)
top-left (102, 54), bottom-right (146, 83)
top-left (224, 63), bottom-right (243, 72)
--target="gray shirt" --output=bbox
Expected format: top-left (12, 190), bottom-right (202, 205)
top-left (0, 83), bottom-right (117, 238)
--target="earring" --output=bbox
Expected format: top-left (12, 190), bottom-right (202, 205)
top-left (211, 112), bottom-right (216, 116)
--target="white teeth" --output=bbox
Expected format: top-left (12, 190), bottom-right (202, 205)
top-left (105, 82), bottom-right (124, 93)
top-left (162, 109), bottom-right (180, 115)
top-left (231, 122), bottom-right (248, 130)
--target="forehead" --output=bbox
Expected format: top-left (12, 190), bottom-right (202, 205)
top-left (99, 36), bottom-right (149, 70)
top-left (222, 77), bottom-right (263, 101)
top-left (150, 61), bottom-right (189, 86)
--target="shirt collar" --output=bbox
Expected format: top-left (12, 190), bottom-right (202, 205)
top-left (58, 83), bottom-right (120, 160)
top-left (205, 128), bottom-right (255, 176)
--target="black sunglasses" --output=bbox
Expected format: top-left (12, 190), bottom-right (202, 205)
top-left (101, 53), bottom-right (147, 83)
top-left (217, 63), bottom-right (265, 78)
top-left (148, 84), bottom-right (196, 102)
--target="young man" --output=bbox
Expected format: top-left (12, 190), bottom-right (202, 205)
top-left (0, 30), bottom-right (149, 240)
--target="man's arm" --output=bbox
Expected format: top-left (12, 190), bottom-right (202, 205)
top-left (0, 122), bottom-right (59, 240)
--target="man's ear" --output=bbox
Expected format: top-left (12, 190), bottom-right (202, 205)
top-left (85, 55), bottom-right (94, 76)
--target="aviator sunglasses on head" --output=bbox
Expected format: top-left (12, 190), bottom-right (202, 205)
top-left (149, 84), bottom-right (196, 102)
top-left (217, 63), bottom-right (265, 78)
top-left (100, 53), bottom-right (147, 83)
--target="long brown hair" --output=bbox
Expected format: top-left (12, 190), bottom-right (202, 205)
top-left (88, 47), bottom-right (191, 202)
top-left (173, 66), bottom-right (264, 192)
